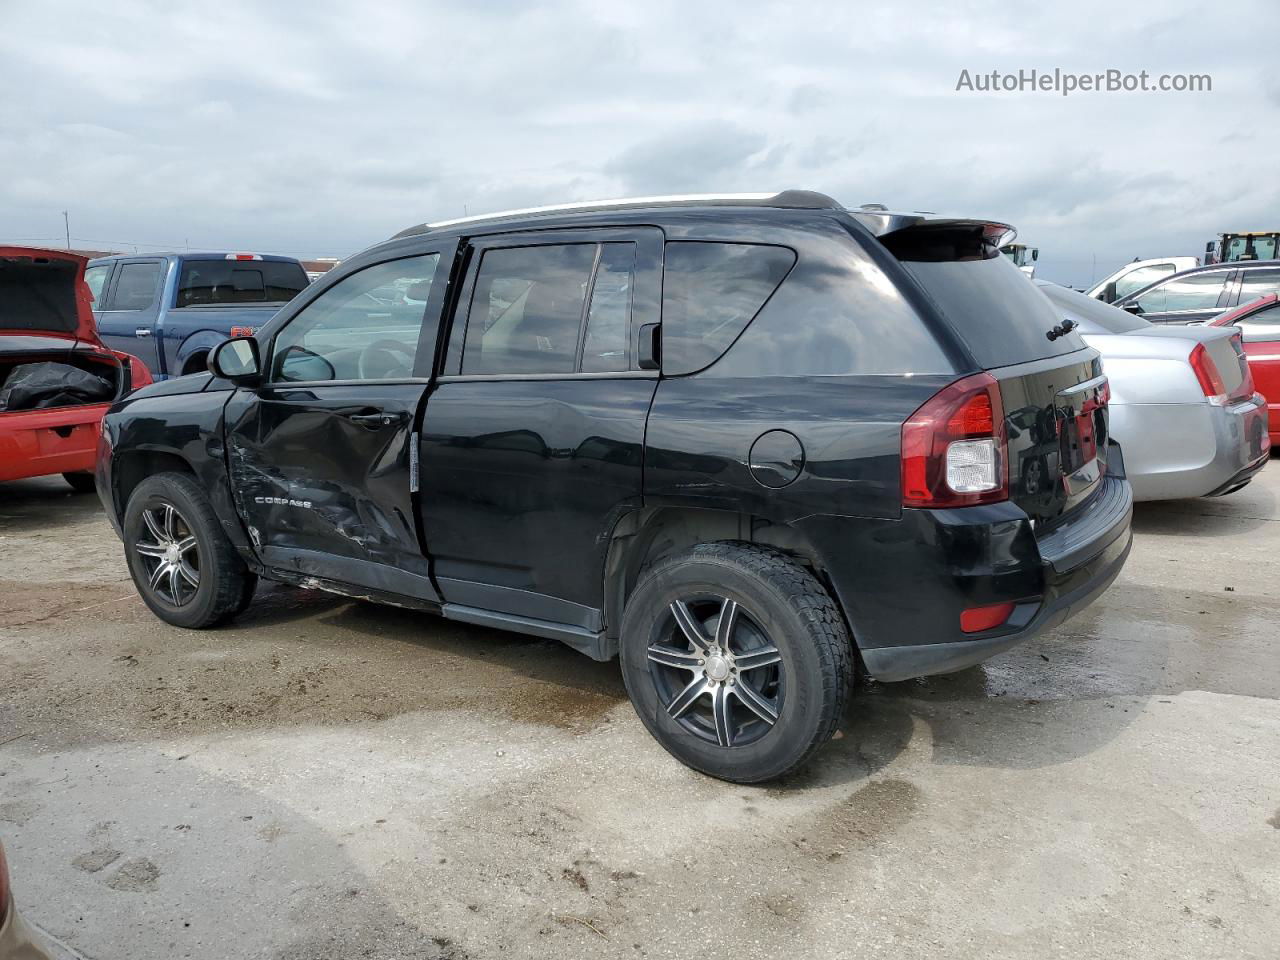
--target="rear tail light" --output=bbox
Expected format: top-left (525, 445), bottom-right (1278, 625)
top-left (960, 601), bottom-right (1016, 633)
top-left (1188, 342), bottom-right (1254, 405)
top-left (902, 372), bottom-right (1009, 507)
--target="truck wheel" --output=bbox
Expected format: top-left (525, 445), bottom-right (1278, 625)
top-left (122, 472), bottom-right (253, 629)
top-left (620, 542), bottom-right (852, 783)
top-left (62, 472), bottom-right (97, 493)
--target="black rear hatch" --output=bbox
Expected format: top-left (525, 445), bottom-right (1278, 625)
top-left (882, 223), bottom-right (1109, 528)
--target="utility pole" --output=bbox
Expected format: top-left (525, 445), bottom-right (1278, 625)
top-left (62, 210), bottom-right (70, 249)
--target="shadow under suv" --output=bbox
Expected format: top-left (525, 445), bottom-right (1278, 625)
top-left (96, 190), bottom-right (1133, 782)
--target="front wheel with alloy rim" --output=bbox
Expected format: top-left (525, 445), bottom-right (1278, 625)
top-left (122, 472), bottom-right (256, 628)
top-left (620, 542), bottom-right (853, 783)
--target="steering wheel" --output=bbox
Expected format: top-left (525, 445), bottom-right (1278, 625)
top-left (357, 339), bottom-right (416, 380)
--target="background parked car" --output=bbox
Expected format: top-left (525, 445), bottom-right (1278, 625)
top-left (2, 246), bottom-right (153, 491)
top-left (1037, 280), bottom-right (1269, 500)
top-left (1112, 259), bottom-right (1280, 325)
top-left (1085, 255), bottom-right (1198, 303)
top-left (86, 252), bottom-right (309, 379)
top-left (1209, 293), bottom-right (1280, 446)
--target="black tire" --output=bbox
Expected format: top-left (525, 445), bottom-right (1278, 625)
top-left (620, 542), bottom-right (852, 783)
top-left (122, 472), bottom-right (253, 628)
top-left (62, 472), bottom-right (97, 493)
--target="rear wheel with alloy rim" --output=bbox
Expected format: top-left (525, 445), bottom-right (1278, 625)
top-left (621, 542), bottom-right (852, 782)
top-left (123, 472), bottom-right (255, 628)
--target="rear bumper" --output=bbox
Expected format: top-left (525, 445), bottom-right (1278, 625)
top-left (0, 404), bottom-right (108, 483)
top-left (1115, 394), bottom-right (1270, 501)
top-left (857, 469), bottom-right (1134, 682)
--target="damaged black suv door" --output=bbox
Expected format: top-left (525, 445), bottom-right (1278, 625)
top-left (221, 250), bottom-right (450, 599)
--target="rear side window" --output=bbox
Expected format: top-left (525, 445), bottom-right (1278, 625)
top-left (177, 260), bottom-right (307, 307)
top-left (105, 262), bottom-right (162, 311)
top-left (902, 255), bottom-right (1084, 368)
top-left (661, 242), bottom-right (795, 375)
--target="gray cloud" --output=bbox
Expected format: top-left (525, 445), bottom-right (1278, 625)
top-left (1, 0), bottom-right (1277, 287)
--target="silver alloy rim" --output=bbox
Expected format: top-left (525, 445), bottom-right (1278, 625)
top-left (134, 502), bottom-right (200, 606)
top-left (647, 597), bottom-right (783, 747)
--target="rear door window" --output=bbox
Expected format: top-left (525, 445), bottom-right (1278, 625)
top-left (461, 244), bottom-right (597, 375)
top-left (581, 242), bottom-right (636, 373)
top-left (660, 242), bottom-right (795, 375)
top-left (177, 259), bottom-right (308, 307)
top-left (901, 254), bottom-right (1083, 368)
top-left (104, 261), bottom-right (162, 311)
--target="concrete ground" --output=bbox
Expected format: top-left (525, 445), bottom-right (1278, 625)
top-left (1, 465), bottom-right (1278, 960)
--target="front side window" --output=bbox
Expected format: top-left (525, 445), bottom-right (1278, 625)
top-left (1135, 272), bottom-right (1228, 313)
top-left (1238, 303), bottom-right (1280, 342)
top-left (1238, 268), bottom-right (1280, 303)
top-left (84, 264), bottom-right (111, 305)
top-left (661, 242), bottom-right (795, 376)
top-left (105, 262), bottom-right (161, 311)
top-left (177, 260), bottom-right (307, 307)
top-left (271, 255), bottom-right (439, 382)
top-left (1114, 263), bottom-right (1175, 300)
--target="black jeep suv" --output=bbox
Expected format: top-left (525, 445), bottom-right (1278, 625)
top-left (96, 191), bottom-right (1132, 782)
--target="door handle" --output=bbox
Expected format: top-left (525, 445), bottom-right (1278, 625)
top-left (135, 327), bottom-right (152, 337)
top-left (347, 411), bottom-right (407, 427)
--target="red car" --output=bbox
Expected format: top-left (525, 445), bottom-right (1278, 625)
top-left (1210, 294), bottom-right (1280, 446)
top-left (1, 247), bottom-right (152, 490)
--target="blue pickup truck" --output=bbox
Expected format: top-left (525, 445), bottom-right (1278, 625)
top-left (84, 253), bottom-right (309, 379)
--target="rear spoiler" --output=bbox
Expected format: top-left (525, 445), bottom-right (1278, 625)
top-left (850, 214), bottom-right (1017, 263)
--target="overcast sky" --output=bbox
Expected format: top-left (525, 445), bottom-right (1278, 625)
top-left (3, 0), bottom-right (1277, 286)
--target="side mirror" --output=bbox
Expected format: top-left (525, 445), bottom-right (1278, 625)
top-left (637, 322), bottom-right (661, 370)
top-left (1102, 281), bottom-right (1119, 303)
top-left (210, 336), bottom-right (261, 384)
top-left (1120, 301), bottom-right (1144, 315)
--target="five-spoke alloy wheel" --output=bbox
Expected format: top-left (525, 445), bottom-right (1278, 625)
top-left (621, 542), bottom-right (852, 783)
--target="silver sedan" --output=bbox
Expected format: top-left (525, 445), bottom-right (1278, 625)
top-left (1036, 281), bottom-right (1270, 501)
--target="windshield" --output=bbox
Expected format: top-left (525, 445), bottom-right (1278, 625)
top-left (176, 259), bottom-right (308, 307)
top-left (1036, 281), bottom-right (1150, 335)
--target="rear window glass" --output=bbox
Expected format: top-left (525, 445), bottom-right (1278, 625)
top-left (1037, 282), bottom-right (1149, 335)
top-left (661, 242), bottom-right (795, 375)
top-left (902, 255), bottom-right (1084, 368)
top-left (177, 260), bottom-right (307, 307)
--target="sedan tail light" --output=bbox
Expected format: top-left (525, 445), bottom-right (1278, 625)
top-left (902, 372), bottom-right (1009, 507)
top-left (1189, 343), bottom-right (1228, 402)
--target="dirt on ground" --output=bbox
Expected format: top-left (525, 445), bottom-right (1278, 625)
top-left (2, 469), bottom-right (1278, 959)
